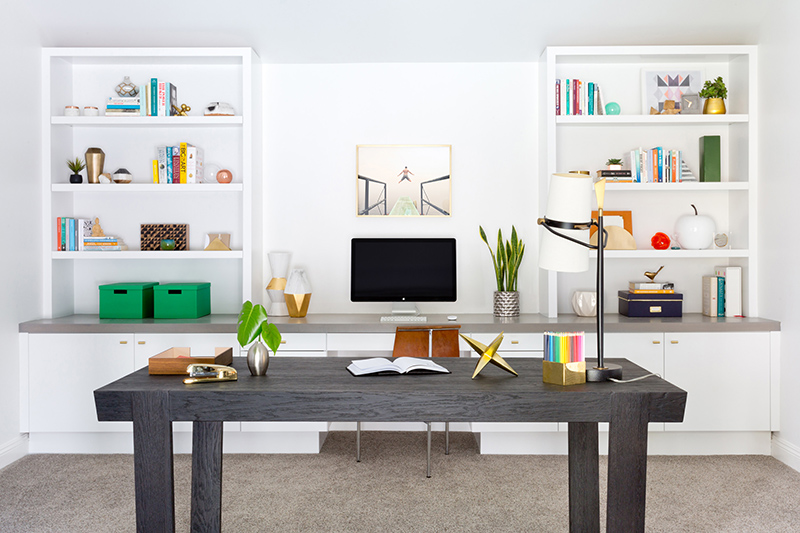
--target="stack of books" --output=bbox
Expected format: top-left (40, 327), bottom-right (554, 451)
top-left (555, 78), bottom-right (604, 116)
top-left (703, 267), bottom-right (743, 317)
top-left (140, 78), bottom-right (178, 116)
top-left (628, 147), bottom-right (684, 183)
top-left (597, 169), bottom-right (633, 182)
top-left (152, 142), bottom-right (204, 184)
top-left (105, 97), bottom-right (141, 116)
top-left (628, 281), bottom-right (675, 294)
top-left (56, 217), bottom-right (127, 251)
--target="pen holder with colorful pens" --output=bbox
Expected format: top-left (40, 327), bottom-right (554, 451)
top-left (542, 331), bottom-right (586, 386)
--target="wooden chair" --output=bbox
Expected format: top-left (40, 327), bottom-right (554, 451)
top-left (356, 325), bottom-right (461, 477)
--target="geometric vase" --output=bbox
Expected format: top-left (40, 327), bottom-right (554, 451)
top-left (266, 252), bottom-right (291, 317)
top-left (493, 290), bottom-right (520, 318)
top-left (284, 269), bottom-right (311, 318)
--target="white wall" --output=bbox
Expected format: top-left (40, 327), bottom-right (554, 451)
top-left (0, 4), bottom-right (42, 462)
top-left (759, 2), bottom-right (800, 468)
top-left (262, 63), bottom-right (538, 314)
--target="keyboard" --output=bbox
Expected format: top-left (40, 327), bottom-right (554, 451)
top-left (380, 315), bottom-right (428, 322)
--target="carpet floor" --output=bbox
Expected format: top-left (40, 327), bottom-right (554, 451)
top-left (1, 431), bottom-right (800, 532)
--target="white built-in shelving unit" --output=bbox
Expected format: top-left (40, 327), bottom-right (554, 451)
top-left (41, 48), bottom-right (262, 317)
top-left (540, 45), bottom-right (758, 318)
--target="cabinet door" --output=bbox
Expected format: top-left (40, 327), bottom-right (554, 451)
top-left (664, 332), bottom-right (770, 432)
top-left (29, 334), bottom-right (134, 432)
top-left (601, 332), bottom-right (664, 376)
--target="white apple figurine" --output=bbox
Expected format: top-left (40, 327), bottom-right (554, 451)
top-left (675, 204), bottom-right (716, 250)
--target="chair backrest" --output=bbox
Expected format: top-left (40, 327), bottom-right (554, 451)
top-left (392, 325), bottom-right (461, 358)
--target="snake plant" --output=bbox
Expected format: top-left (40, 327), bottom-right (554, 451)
top-left (479, 225), bottom-right (525, 292)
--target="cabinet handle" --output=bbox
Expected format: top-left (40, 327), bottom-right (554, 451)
top-left (670, 340), bottom-right (679, 344)
top-left (652, 340), bottom-right (661, 344)
top-left (511, 340), bottom-right (519, 345)
top-left (280, 340), bottom-right (287, 344)
top-left (138, 341), bottom-right (146, 345)
top-left (119, 341), bottom-right (127, 345)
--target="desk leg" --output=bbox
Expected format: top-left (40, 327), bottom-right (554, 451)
top-left (191, 421), bottom-right (224, 533)
top-left (568, 422), bottom-right (599, 533)
top-left (607, 393), bottom-right (649, 533)
top-left (132, 391), bottom-right (174, 533)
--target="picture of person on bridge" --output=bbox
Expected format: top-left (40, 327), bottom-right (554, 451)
top-left (397, 166), bottom-right (415, 183)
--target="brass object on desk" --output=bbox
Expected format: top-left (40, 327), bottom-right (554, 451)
top-left (542, 360), bottom-right (586, 386)
top-left (183, 364), bottom-right (238, 384)
top-left (459, 332), bottom-right (518, 379)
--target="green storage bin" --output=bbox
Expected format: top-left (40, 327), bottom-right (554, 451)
top-left (99, 282), bottom-right (159, 319)
top-left (154, 283), bottom-right (211, 318)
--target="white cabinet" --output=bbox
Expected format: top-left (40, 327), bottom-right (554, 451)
top-left (41, 48), bottom-right (262, 318)
top-left (664, 332), bottom-right (771, 432)
top-left (540, 46), bottom-right (758, 318)
top-left (28, 334), bottom-right (134, 432)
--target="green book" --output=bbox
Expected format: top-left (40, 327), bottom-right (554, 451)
top-left (699, 135), bottom-right (721, 182)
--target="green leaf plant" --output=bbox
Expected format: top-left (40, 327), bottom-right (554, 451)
top-left (479, 225), bottom-right (525, 292)
top-left (237, 300), bottom-right (282, 355)
top-left (699, 76), bottom-right (727, 99)
top-left (66, 157), bottom-right (85, 173)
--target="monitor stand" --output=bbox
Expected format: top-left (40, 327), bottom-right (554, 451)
top-left (391, 302), bottom-right (420, 316)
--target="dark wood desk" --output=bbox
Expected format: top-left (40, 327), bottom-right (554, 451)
top-left (95, 357), bottom-right (686, 533)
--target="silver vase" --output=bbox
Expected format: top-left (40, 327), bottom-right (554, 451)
top-left (493, 291), bottom-right (520, 317)
top-left (247, 341), bottom-right (269, 376)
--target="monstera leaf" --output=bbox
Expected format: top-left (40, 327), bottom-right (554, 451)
top-left (237, 301), bottom-right (268, 347)
top-left (260, 322), bottom-right (282, 355)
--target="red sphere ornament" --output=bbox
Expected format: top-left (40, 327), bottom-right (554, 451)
top-left (651, 232), bottom-right (671, 250)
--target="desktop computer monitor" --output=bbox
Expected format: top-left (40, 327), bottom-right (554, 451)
top-left (350, 238), bottom-right (456, 314)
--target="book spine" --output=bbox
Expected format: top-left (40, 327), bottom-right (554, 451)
top-left (565, 79), bottom-right (570, 115)
top-left (56, 217), bottom-right (61, 251)
top-left (678, 150), bottom-right (683, 182)
top-left (717, 276), bottom-right (725, 317)
top-left (140, 86), bottom-right (147, 116)
top-left (172, 147), bottom-right (180, 184)
top-left (555, 79), bottom-right (560, 115)
top-left (152, 159), bottom-right (159, 183)
top-left (157, 146), bottom-right (167, 184)
top-left (61, 217), bottom-right (66, 251)
top-left (157, 82), bottom-right (166, 117)
top-left (186, 145), bottom-right (203, 184)
top-left (169, 83), bottom-right (177, 116)
top-left (179, 142), bottom-right (188, 184)
top-left (596, 83), bottom-right (605, 115)
top-left (164, 82), bottom-right (171, 116)
top-left (150, 78), bottom-right (157, 116)
top-left (702, 275), bottom-right (717, 317)
top-left (78, 218), bottom-right (92, 251)
top-left (68, 218), bottom-right (75, 251)
top-left (83, 245), bottom-right (126, 251)
top-left (715, 266), bottom-right (743, 317)
top-left (166, 146), bottom-right (173, 184)
top-left (587, 82), bottom-right (594, 115)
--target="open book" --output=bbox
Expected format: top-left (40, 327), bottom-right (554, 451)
top-left (346, 357), bottom-right (450, 376)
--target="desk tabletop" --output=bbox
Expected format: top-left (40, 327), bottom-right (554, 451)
top-left (95, 357), bottom-right (686, 425)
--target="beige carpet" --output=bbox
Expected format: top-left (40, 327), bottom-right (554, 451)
top-left (1, 431), bottom-right (800, 532)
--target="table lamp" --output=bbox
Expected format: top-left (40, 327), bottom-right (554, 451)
top-left (538, 173), bottom-right (622, 382)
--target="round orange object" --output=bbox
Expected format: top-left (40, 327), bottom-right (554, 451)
top-left (216, 169), bottom-right (233, 183)
top-left (651, 232), bottom-right (671, 250)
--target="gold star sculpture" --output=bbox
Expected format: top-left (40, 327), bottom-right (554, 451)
top-left (459, 332), bottom-right (518, 379)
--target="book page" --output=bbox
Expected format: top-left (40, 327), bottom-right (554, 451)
top-left (349, 358), bottom-right (399, 374)
top-left (391, 357), bottom-right (449, 374)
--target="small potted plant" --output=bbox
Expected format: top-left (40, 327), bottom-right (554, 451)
top-left (67, 157), bottom-right (85, 184)
top-left (237, 300), bottom-right (282, 376)
top-left (606, 158), bottom-right (623, 170)
top-left (479, 226), bottom-right (525, 317)
top-left (698, 76), bottom-right (727, 115)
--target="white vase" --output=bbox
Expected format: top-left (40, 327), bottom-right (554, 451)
top-left (266, 252), bottom-right (291, 316)
top-left (571, 291), bottom-right (597, 317)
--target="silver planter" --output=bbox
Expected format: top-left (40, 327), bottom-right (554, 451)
top-left (247, 341), bottom-right (269, 376)
top-left (493, 291), bottom-right (520, 317)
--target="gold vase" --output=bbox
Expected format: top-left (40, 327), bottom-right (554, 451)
top-left (703, 98), bottom-right (726, 115)
top-left (85, 147), bottom-right (105, 184)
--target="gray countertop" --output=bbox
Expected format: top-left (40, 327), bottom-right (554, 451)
top-left (19, 313), bottom-right (781, 334)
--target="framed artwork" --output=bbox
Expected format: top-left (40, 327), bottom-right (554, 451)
top-left (641, 69), bottom-right (703, 114)
top-left (356, 145), bottom-right (452, 217)
top-left (140, 224), bottom-right (188, 251)
top-left (589, 210), bottom-right (636, 250)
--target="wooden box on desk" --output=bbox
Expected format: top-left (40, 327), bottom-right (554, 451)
top-left (148, 347), bottom-right (233, 375)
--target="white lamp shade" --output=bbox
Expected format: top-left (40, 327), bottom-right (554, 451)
top-left (539, 173), bottom-right (592, 272)
top-left (285, 269), bottom-right (311, 294)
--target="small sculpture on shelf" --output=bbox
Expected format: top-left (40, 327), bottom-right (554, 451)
top-left (644, 265), bottom-right (665, 281)
top-left (115, 76), bottom-right (138, 97)
top-left (91, 218), bottom-right (105, 237)
top-left (171, 103), bottom-right (191, 116)
top-left (204, 101), bottom-right (235, 116)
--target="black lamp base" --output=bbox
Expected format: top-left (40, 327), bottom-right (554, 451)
top-left (586, 363), bottom-right (623, 382)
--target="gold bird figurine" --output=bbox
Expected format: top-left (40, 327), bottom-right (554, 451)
top-left (644, 266), bottom-right (664, 281)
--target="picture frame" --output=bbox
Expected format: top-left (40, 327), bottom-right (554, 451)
top-left (590, 210), bottom-right (636, 250)
top-left (590, 210), bottom-right (632, 236)
top-left (641, 69), bottom-right (703, 114)
top-left (356, 145), bottom-right (452, 217)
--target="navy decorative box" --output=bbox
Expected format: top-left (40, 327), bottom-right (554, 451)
top-left (618, 290), bottom-right (683, 318)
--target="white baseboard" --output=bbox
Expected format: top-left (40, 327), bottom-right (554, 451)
top-left (0, 434), bottom-right (29, 470)
top-left (772, 435), bottom-right (800, 473)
